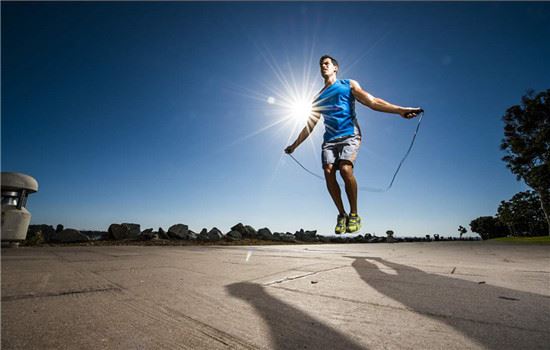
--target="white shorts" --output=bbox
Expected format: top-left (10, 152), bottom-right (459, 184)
top-left (321, 134), bottom-right (362, 168)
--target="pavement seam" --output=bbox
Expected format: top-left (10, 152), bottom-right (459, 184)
top-left (1, 286), bottom-right (122, 302)
top-left (262, 265), bottom-right (349, 286)
top-left (246, 262), bottom-right (340, 283)
top-left (118, 295), bottom-right (260, 349)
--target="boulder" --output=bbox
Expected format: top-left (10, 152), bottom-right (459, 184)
top-left (184, 231), bottom-right (198, 240)
top-left (108, 223), bottom-right (140, 240)
top-left (230, 223), bottom-right (244, 233)
top-left (140, 228), bottom-right (155, 240)
top-left (226, 230), bottom-right (242, 240)
top-left (108, 224), bottom-right (125, 240)
top-left (168, 224), bottom-right (189, 239)
top-left (121, 223), bottom-right (140, 239)
top-left (281, 234), bottom-right (296, 242)
top-left (257, 227), bottom-right (273, 241)
top-left (50, 229), bottom-right (90, 243)
top-left (207, 227), bottom-right (223, 241)
top-left (295, 229), bottom-right (317, 242)
top-left (198, 228), bottom-right (209, 241)
top-left (27, 225), bottom-right (55, 242)
top-left (26, 231), bottom-right (44, 245)
top-left (81, 231), bottom-right (108, 240)
top-left (158, 227), bottom-right (170, 240)
top-left (230, 223), bottom-right (257, 238)
top-left (244, 225), bottom-right (257, 238)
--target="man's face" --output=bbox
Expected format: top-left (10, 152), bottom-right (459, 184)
top-left (320, 58), bottom-right (338, 78)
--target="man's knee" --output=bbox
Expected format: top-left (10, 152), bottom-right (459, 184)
top-left (339, 161), bottom-right (354, 178)
top-left (324, 164), bottom-right (336, 178)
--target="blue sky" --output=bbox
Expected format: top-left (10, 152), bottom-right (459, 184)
top-left (2, 2), bottom-right (549, 236)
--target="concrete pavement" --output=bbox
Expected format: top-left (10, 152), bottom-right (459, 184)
top-left (2, 242), bottom-right (549, 349)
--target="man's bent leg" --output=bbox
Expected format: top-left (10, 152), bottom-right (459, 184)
top-left (339, 161), bottom-right (358, 215)
top-left (324, 164), bottom-right (346, 215)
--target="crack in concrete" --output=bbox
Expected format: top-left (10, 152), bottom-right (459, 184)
top-left (2, 286), bottom-right (122, 302)
top-left (262, 265), bottom-right (349, 286)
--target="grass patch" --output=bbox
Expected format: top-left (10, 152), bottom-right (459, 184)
top-left (490, 236), bottom-right (550, 244)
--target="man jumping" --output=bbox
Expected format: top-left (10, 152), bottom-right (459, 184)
top-left (285, 55), bottom-right (422, 234)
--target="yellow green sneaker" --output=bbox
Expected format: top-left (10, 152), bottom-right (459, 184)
top-left (335, 214), bottom-right (347, 234)
top-left (347, 213), bottom-right (361, 233)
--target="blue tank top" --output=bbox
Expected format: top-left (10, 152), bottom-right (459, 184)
top-left (313, 79), bottom-right (361, 142)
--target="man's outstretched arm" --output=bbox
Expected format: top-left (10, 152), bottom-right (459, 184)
top-left (350, 80), bottom-right (422, 119)
top-left (284, 113), bottom-right (321, 154)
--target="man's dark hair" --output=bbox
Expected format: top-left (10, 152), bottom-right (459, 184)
top-left (319, 55), bottom-right (339, 67)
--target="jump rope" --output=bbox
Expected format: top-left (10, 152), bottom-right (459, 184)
top-left (287, 110), bottom-right (424, 193)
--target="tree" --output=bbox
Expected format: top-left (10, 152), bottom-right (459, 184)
top-left (470, 216), bottom-right (506, 240)
top-left (496, 191), bottom-right (548, 236)
top-left (501, 89), bottom-right (550, 235)
top-left (458, 226), bottom-right (467, 238)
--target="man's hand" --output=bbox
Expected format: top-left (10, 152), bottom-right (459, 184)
top-left (284, 145), bottom-right (296, 154)
top-left (400, 107), bottom-right (423, 119)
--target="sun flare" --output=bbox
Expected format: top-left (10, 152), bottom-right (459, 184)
top-left (290, 98), bottom-right (313, 122)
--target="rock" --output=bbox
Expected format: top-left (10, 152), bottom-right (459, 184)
top-left (184, 231), bottom-right (197, 240)
top-left (108, 223), bottom-right (140, 240)
top-left (140, 228), bottom-right (155, 240)
top-left (281, 234), bottom-right (296, 242)
top-left (50, 229), bottom-right (90, 243)
top-left (168, 224), bottom-right (189, 239)
top-left (27, 225), bottom-right (55, 242)
top-left (198, 228), bottom-right (209, 241)
top-left (272, 232), bottom-right (282, 241)
top-left (226, 230), bottom-right (242, 240)
top-left (257, 227), bottom-right (273, 240)
top-left (108, 224), bottom-right (125, 240)
top-left (230, 223), bottom-right (257, 238)
top-left (81, 231), bottom-right (108, 241)
top-left (295, 229), bottom-right (317, 242)
top-left (26, 231), bottom-right (44, 245)
top-left (158, 227), bottom-right (170, 240)
top-left (244, 225), bottom-right (258, 238)
top-left (231, 223), bottom-right (245, 233)
top-left (207, 227), bottom-right (223, 241)
top-left (121, 223), bottom-right (140, 239)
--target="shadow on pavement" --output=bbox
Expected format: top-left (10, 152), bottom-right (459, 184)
top-left (226, 282), bottom-right (367, 350)
top-left (348, 256), bottom-right (550, 350)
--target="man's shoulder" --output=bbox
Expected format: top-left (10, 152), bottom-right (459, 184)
top-left (339, 79), bottom-right (359, 87)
